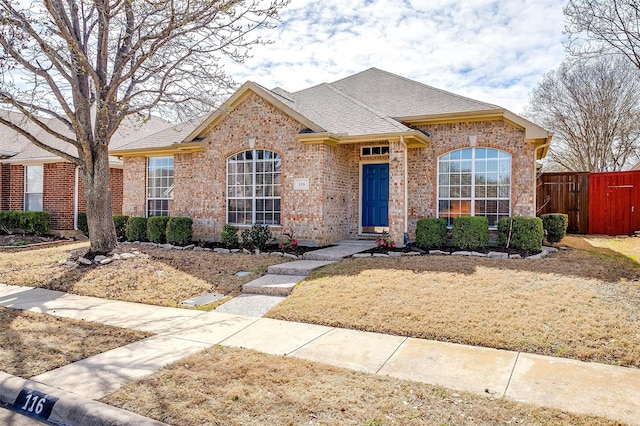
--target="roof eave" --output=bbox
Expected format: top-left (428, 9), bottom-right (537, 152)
top-left (296, 130), bottom-right (430, 148)
top-left (110, 141), bottom-right (205, 158)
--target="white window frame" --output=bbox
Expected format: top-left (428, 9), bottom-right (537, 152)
top-left (24, 165), bottom-right (43, 211)
top-left (146, 156), bottom-right (174, 217)
top-left (226, 149), bottom-right (281, 225)
top-left (437, 147), bottom-right (511, 227)
top-left (361, 145), bottom-right (390, 157)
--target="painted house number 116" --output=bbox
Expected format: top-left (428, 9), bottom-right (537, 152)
top-left (20, 392), bottom-right (46, 414)
top-left (13, 387), bottom-right (58, 421)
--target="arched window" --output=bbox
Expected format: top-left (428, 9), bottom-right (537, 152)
top-left (437, 148), bottom-right (511, 226)
top-left (227, 149), bottom-right (281, 225)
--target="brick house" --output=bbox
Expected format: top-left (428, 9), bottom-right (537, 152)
top-left (112, 68), bottom-right (553, 245)
top-left (0, 111), bottom-right (169, 232)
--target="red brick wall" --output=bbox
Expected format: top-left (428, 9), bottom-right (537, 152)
top-left (0, 164), bottom-right (10, 211)
top-left (43, 162), bottom-right (76, 229)
top-left (110, 168), bottom-right (123, 215)
top-left (9, 164), bottom-right (24, 211)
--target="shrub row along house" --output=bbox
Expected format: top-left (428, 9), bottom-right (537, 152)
top-left (110, 68), bottom-right (552, 245)
top-left (0, 111), bottom-right (169, 233)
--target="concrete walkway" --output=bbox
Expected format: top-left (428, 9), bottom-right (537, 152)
top-left (1, 283), bottom-right (639, 425)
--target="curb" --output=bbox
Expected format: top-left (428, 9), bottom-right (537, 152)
top-left (0, 372), bottom-right (167, 426)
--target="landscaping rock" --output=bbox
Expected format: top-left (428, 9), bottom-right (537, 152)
top-left (542, 246), bottom-right (558, 253)
top-left (402, 252), bottom-right (420, 256)
top-left (94, 255), bottom-right (107, 263)
top-left (429, 250), bottom-right (449, 255)
top-left (213, 248), bottom-right (230, 254)
top-left (78, 257), bottom-right (93, 265)
top-left (193, 247), bottom-right (204, 252)
top-left (373, 253), bottom-right (389, 257)
top-left (64, 261), bottom-right (77, 267)
top-left (526, 254), bottom-right (543, 260)
top-left (270, 252), bottom-right (284, 257)
top-left (471, 251), bottom-right (487, 257)
top-left (452, 251), bottom-right (472, 256)
top-left (120, 253), bottom-right (136, 260)
top-left (174, 246), bottom-right (186, 250)
top-left (100, 258), bottom-right (113, 265)
top-left (183, 244), bottom-right (195, 250)
top-left (242, 249), bottom-right (251, 255)
top-left (111, 253), bottom-right (121, 260)
top-left (140, 242), bottom-right (155, 246)
top-left (160, 244), bottom-right (174, 249)
top-left (488, 251), bottom-right (508, 259)
top-left (352, 253), bottom-right (371, 258)
top-left (204, 248), bottom-right (212, 251)
top-left (236, 271), bottom-right (251, 277)
top-left (132, 250), bottom-right (140, 255)
top-left (283, 253), bottom-right (298, 260)
top-left (509, 254), bottom-right (522, 259)
top-left (231, 249), bottom-right (240, 253)
top-left (388, 252), bottom-right (402, 257)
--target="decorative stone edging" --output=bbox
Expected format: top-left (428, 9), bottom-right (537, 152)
top-left (352, 246), bottom-right (560, 260)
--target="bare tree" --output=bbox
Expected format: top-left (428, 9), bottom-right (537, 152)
top-left (565, 0), bottom-right (640, 69)
top-left (0, 0), bottom-right (288, 253)
top-left (525, 56), bottom-right (640, 172)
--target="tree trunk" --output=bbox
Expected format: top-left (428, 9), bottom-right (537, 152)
top-left (82, 144), bottom-right (117, 254)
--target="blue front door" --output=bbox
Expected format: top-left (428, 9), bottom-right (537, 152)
top-left (362, 163), bottom-right (389, 227)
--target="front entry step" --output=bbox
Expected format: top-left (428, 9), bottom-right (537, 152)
top-left (267, 260), bottom-right (335, 276)
top-left (243, 274), bottom-right (307, 296)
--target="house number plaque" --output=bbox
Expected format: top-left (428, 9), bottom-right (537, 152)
top-left (12, 388), bottom-right (58, 421)
top-left (293, 178), bottom-right (310, 191)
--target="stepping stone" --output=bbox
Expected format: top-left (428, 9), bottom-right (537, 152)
top-left (242, 274), bottom-right (306, 296)
top-left (267, 260), bottom-right (335, 276)
top-left (215, 294), bottom-right (286, 317)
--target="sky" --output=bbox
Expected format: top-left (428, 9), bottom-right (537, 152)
top-left (225, 0), bottom-right (569, 115)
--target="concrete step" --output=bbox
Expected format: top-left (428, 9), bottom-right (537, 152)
top-left (242, 274), bottom-right (307, 296)
top-left (267, 260), bottom-right (335, 275)
top-left (214, 294), bottom-right (286, 317)
top-left (303, 241), bottom-right (376, 261)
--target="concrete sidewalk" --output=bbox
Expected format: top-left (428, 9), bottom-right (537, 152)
top-left (1, 283), bottom-right (639, 425)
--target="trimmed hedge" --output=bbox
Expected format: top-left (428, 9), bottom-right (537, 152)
top-left (497, 216), bottom-right (544, 251)
top-left (451, 216), bottom-right (489, 249)
top-left (220, 223), bottom-right (240, 248)
top-left (0, 211), bottom-right (50, 234)
top-left (77, 212), bottom-right (89, 234)
top-left (125, 216), bottom-right (148, 242)
top-left (113, 215), bottom-right (129, 242)
top-left (415, 218), bottom-right (447, 249)
top-left (147, 216), bottom-right (170, 243)
top-left (166, 217), bottom-right (193, 246)
top-left (541, 213), bottom-right (569, 243)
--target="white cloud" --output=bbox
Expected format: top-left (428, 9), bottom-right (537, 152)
top-left (226, 0), bottom-right (568, 114)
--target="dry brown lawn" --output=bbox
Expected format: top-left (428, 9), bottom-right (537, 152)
top-left (0, 242), bottom-right (288, 306)
top-left (103, 346), bottom-right (620, 426)
top-left (268, 235), bottom-right (640, 368)
top-left (0, 307), bottom-right (149, 377)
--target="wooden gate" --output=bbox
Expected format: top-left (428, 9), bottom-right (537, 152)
top-left (537, 172), bottom-right (590, 234)
top-left (589, 171), bottom-right (640, 235)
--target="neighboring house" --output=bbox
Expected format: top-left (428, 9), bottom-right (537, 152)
top-left (111, 68), bottom-right (553, 245)
top-left (0, 111), bottom-right (170, 232)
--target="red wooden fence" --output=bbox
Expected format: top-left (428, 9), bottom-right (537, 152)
top-left (589, 171), bottom-right (640, 235)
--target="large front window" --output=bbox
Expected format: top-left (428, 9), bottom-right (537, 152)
top-left (227, 149), bottom-right (281, 225)
top-left (147, 156), bottom-right (174, 217)
top-left (24, 165), bottom-right (43, 211)
top-left (437, 148), bottom-right (511, 226)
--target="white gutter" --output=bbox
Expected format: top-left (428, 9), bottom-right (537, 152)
top-left (399, 136), bottom-right (408, 233)
top-left (73, 166), bottom-right (79, 230)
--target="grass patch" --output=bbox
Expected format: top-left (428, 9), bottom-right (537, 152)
top-left (0, 307), bottom-right (150, 377)
top-left (0, 243), bottom-right (288, 307)
top-left (102, 346), bottom-right (620, 425)
top-left (268, 236), bottom-right (640, 368)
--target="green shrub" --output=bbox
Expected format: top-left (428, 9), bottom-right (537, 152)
top-left (220, 223), bottom-right (240, 248)
top-left (451, 216), bottom-right (489, 250)
top-left (147, 216), bottom-right (170, 243)
top-left (241, 223), bottom-right (273, 251)
top-left (113, 215), bottom-right (129, 242)
top-left (497, 217), bottom-right (544, 251)
top-left (541, 213), bottom-right (568, 243)
top-left (125, 216), bottom-right (148, 242)
top-left (0, 211), bottom-right (50, 234)
top-left (415, 218), bottom-right (447, 249)
top-left (166, 216), bottom-right (193, 246)
top-left (77, 212), bottom-right (89, 234)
